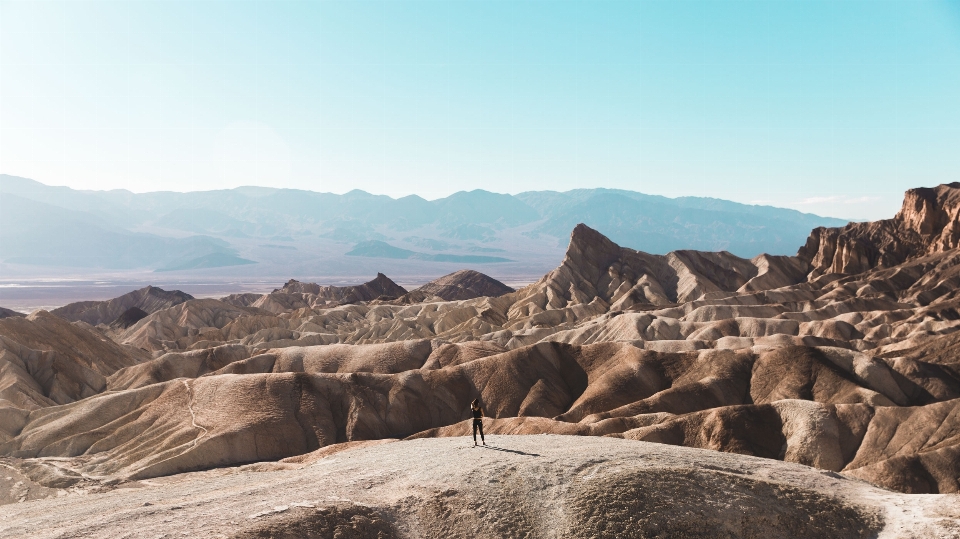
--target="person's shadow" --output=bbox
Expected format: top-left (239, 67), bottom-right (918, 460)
top-left (478, 445), bottom-right (540, 457)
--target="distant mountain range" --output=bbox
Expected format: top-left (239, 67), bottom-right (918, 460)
top-left (0, 174), bottom-right (848, 277)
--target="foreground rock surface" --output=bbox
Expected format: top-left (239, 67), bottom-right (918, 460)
top-left (0, 436), bottom-right (957, 539)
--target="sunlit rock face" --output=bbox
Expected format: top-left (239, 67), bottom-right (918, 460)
top-left (800, 182), bottom-right (960, 277)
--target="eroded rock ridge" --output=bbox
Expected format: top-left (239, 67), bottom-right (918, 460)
top-left (2, 183), bottom-right (960, 500)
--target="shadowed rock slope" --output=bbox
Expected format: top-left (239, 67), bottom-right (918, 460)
top-left (50, 285), bottom-right (193, 326)
top-left (108, 306), bottom-right (149, 329)
top-left (3, 184), bottom-right (960, 498)
top-left (0, 308), bottom-right (24, 320)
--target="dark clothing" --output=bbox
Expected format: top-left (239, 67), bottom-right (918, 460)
top-left (471, 404), bottom-right (485, 443)
top-left (473, 418), bottom-right (485, 443)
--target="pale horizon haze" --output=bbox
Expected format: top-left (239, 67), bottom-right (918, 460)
top-left (2, 0), bottom-right (959, 221)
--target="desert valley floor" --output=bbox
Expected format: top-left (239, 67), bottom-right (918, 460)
top-left (2, 184), bottom-right (960, 538)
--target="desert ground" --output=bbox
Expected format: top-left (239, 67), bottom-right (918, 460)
top-left (2, 436), bottom-right (958, 539)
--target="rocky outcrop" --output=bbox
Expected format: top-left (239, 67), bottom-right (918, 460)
top-left (279, 273), bottom-right (406, 302)
top-left (0, 307), bottom-right (24, 319)
top-left (394, 269), bottom-right (514, 303)
top-left (248, 273), bottom-right (408, 313)
top-left (0, 311), bottom-right (144, 412)
top-left (799, 183), bottom-right (960, 278)
top-left (51, 286), bottom-right (193, 326)
top-left (117, 299), bottom-right (271, 352)
top-left (506, 223), bottom-right (801, 313)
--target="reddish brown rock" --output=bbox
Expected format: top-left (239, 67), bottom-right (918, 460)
top-left (799, 183), bottom-right (960, 278)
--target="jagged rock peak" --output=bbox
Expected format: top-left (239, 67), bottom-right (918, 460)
top-left (279, 278), bottom-right (299, 290)
top-left (532, 223), bottom-right (809, 310)
top-left (896, 182), bottom-right (960, 250)
top-left (798, 182), bottom-right (960, 278)
top-left (562, 223), bottom-right (624, 284)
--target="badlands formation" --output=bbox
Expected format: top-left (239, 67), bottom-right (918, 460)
top-left (1, 184), bottom-right (960, 537)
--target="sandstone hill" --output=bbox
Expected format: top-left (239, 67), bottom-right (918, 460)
top-left (0, 310), bottom-right (147, 420)
top-left (2, 183), bottom-right (960, 505)
top-left (223, 273), bottom-right (407, 314)
top-left (392, 269), bottom-right (514, 303)
top-left (51, 285), bottom-right (193, 326)
top-left (0, 308), bottom-right (23, 319)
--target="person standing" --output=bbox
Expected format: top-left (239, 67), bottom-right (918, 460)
top-left (471, 399), bottom-right (486, 446)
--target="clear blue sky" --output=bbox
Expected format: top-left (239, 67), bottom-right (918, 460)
top-left (1, 0), bottom-right (958, 220)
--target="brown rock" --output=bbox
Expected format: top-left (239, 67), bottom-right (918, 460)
top-left (51, 286), bottom-right (193, 326)
top-left (393, 269), bottom-right (514, 303)
top-left (0, 307), bottom-right (24, 319)
top-left (799, 183), bottom-right (960, 278)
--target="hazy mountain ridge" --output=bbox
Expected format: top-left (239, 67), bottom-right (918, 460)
top-left (0, 193), bottom-right (239, 270)
top-left (0, 175), bottom-right (847, 275)
top-left (522, 189), bottom-right (844, 255)
top-left (346, 240), bottom-right (512, 263)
